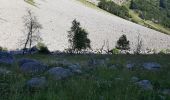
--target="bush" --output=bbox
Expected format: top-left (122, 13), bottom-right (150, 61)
top-left (0, 46), bottom-right (7, 51)
top-left (111, 48), bottom-right (120, 54)
top-left (0, 46), bottom-right (3, 51)
top-left (116, 34), bottom-right (130, 51)
top-left (36, 43), bottom-right (50, 54)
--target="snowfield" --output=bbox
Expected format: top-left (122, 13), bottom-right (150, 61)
top-left (0, 0), bottom-right (170, 52)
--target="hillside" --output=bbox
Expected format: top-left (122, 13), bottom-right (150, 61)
top-left (0, 0), bottom-right (170, 52)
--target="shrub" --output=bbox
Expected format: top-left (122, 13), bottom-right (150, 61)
top-left (0, 46), bottom-right (7, 51)
top-left (116, 34), bottom-right (130, 51)
top-left (111, 48), bottom-right (120, 54)
top-left (36, 43), bottom-right (50, 54)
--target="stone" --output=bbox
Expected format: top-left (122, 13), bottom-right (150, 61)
top-left (143, 62), bottom-right (161, 70)
top-left (47, 67), bottom-right (73, 80)
top-left (68, 64), bottom-right (82, 74)
top-left (108, 64), bottom-right (117, 69)
top-left (0, 68), bottom-right (11, 75)
top-left (30, 46), bottom-right (39, 54)
top-left (20, 61), bottom-right (47, 74)
top-left (161, 89), bottom-right (170, 95)
top-left (115, 77), bottom-right (124, 81)
top-left (131, 76), bottom-right (139, 82)
top-left (126, 63), bottom-right (134, 69)
top-left (26, 77), bottom-right (47, 89)
top-left (136, 80), bottom-right (153, 90)
top-left (0, 51), bottom-right (14, 64)
top-left (88, 58), bottom-right (106, 66)
top-left (18, 58), bottom-right (37, 66)
top-left (9, 50), bottom-right (23, 55)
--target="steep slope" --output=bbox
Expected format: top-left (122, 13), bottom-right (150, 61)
top-left (0, 0), bottom-right (170, 51)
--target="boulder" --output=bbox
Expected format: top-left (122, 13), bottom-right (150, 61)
top-left (0, 68), bottom-right (11, 75)
top-left (88, 58), bottom-right (106, 66)
top-left (131, 76), bottom-right (139, 82)
top-left (0, 51), bottom-right (14, 64)
top-left (18, 58), bottom-right (37, 66)
top-left (68, 64), bottom-right (82, 74)
top-left (143, 62), bottom-right (161, 70)
top-left (20, 61), bottom-right (47, 74)
top-left (126, 63), bottom-right (135, 69)
top-left (161, 89), bottom-right (170, 95)
top-left (9, 50), bottom-right (23, 55)
top-left (26, 77), bottom-right (47, 89)
top-left (47, 67), bottom-right (73, 80)
top-left (136, 80), bottom-right (153, 90)
top-left (108, 64), bottom-right (117, 69)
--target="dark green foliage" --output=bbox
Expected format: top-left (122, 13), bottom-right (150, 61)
top-left (0, 46), bottom-right (3, 51)
top-left (68, 19), bottom-right (91, 52)
top-left (116, 34), bottom-right (130, 50)
top-left (98, 0), bottom-right (130, 19)
top-left (36, 43), bottom-right (50, 54)
top-left (130, 0), bottom-right (170, 28)
top-left (0, 46), bottom-right (7, 51)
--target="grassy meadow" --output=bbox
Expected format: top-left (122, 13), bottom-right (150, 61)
top-left (0, 54), bottom-right (170, 100)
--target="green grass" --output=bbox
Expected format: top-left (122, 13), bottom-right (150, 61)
top-left (0, 54), bottom-right (170, 100)
top-left (24, 0), bottom-right (36, 6)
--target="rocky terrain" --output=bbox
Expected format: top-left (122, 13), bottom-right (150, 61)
top-left (0, 51), bottom-right (170, 100)
top-left (0, 0), bottom-right (170, 52)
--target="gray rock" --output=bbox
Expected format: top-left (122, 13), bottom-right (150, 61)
top-left (26, 77), bottom-right (47, 89)
top-left (143, 62), bottom-right (161, 70)
top-left (136, 80), bottom-right (153, 90)
top-left (9, 50), bottom-right (23, 55)
top-left (30, 46), bottom-right (39, 54)
top-left (18, 58), bottom-right (37, 66)
top-left (20, 61), bottom-right (47, 74)
top-left (47, 67), bottom-right (73, 80)
top-left (0, 51), bottom-right (14, 64)
top-left (68, 64), bottom-right (82, 74)
top-left (131, 76), bottom-right (139, 82)
top-left (159, 95), bottom-right (166, 100)
top-left (115, 77), bottom-right (124, 81)
top-left (88, 59), bottom-right (106, 66)
top-left (0, 68), bottom-right (11, 75)
top-left (126, 63), bottom-right (134, 69)
top-left (161, 89), bottom-right (170, 95)
top-left (108, 64), bottom-right (117, 69)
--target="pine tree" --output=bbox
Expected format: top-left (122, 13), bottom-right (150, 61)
top-left (116, 34), bottom-right (130, 51)
top-left (68, 19), bottom-right (91, 53)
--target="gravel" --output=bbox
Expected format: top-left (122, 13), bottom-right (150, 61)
top-left (0, 0), bottom-right (170, 52)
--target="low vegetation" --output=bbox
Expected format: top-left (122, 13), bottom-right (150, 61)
top-left (24, 0), bottom-right (36, 6)
top-left (0, 54), bottom-right (170, 100)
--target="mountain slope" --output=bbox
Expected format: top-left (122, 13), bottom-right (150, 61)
top-left (0, 0), bottom-right (170, 51)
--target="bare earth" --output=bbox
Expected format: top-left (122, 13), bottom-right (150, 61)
top-left (0, 0), bottom-right (170, 52)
